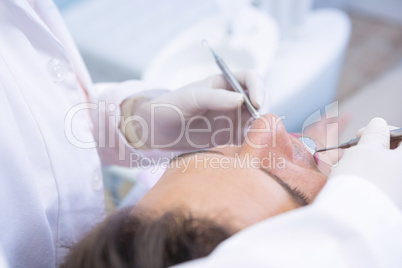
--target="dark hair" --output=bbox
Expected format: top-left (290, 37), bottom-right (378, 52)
top-left (61, 208), bottom-right (232, 268)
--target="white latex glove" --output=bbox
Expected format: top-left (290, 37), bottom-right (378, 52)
top-left (330, 117), bottom-right (402, 209)
top-left (122, 71), bottom-right (265, 150)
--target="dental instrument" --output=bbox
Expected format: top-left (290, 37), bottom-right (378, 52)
top-left (203, 40), bottom-right (261, 120)
top-left (299, 128), bottom-right (402, 155)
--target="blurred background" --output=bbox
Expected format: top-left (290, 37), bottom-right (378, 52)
top-left (315, 0), bottom-right (402, 100)
top-left (53, 0), bottom-right (402, 212)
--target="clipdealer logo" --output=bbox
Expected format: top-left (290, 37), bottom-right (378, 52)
top-left (64, 100), bottom-right (341, 168)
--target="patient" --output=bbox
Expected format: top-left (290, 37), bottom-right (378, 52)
top-left (61, 114), bottom-right (332, 268)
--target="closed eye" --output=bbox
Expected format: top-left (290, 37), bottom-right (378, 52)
top-left (169, 150), bottom-right (310, 206)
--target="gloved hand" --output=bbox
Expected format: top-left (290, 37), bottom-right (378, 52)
top-left (330, 117), bottom-right (402, 208)
top-left (121, 71), bottom-right (265, 150)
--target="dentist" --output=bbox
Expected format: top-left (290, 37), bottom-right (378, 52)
top-left (0, 0), bottom-right (264, 267)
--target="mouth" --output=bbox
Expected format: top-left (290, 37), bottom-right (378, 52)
top-left (313, 154), bottom-right (319, 165)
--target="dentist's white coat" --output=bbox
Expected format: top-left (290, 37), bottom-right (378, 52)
top-left (0, 0), bottom-right (154, 267)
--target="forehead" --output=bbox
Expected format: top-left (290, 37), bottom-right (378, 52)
top-left (135, 151), bottom-right (303, 230)
top-left (149, 153), bottom-right (291, 205)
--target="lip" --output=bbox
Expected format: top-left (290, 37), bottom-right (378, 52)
top-left (313, 154), bottom-right (319, 165)
top-left (289, 133), bottom-right (301, 139)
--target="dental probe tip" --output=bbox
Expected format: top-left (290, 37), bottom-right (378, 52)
top-left (315, 147), bottom-right (335, 153)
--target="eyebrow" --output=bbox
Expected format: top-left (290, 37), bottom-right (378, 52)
top-left (257, 169), bottom-right (309, 206)
top-left (169, 150), bottom-right (310, 206)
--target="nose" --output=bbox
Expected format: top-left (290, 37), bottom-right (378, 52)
top-left (239, 114), bottom-right (294, 164)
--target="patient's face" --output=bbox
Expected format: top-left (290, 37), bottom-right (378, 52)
top-left (135, 114), bottom-right (327, 231)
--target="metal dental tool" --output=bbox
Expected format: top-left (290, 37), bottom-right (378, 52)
top-left (203, 40), bottom-right (261, 120)
top-left (299, 128), bottom-right (402, 156)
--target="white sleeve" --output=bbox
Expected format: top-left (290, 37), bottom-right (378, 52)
top-left (175, 175), bottom-right (402, 268)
